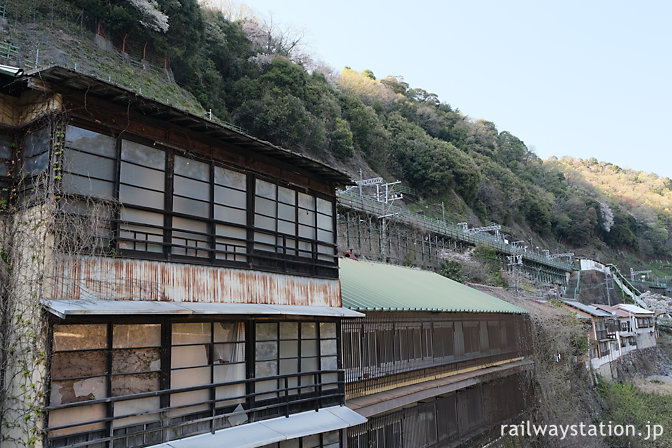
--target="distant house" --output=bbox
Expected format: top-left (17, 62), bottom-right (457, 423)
top-left (593, 304), bottom-right (638, 356)
top-left (611, 304), bottom-right (656, 349)
top-left (561, 300), bottom-right (656, 379)
top-left (338, 258), bottom-right (533, 447)
top-left (560, 300), bottom-right (619, 374)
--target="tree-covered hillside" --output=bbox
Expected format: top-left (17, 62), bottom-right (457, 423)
top-left (5, 0), bottom-right (672, 263)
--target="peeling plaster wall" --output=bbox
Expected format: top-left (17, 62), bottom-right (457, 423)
top-left (1, 205), bottom-right (56, 448)
top-left (0, 90), bottom-right (62, 128)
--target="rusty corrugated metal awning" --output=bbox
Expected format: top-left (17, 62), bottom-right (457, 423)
top-left (41, 299), bottom-right (364, 319)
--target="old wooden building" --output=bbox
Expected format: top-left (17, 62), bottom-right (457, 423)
top-left (338, 258), bottom-right (533, 447)
top-left (0, 66), bottom-right (365, 448)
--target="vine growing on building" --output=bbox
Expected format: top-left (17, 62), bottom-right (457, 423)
top-left (0, 111), bottom-right (118, 447)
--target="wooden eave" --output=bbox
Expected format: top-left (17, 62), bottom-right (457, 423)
top-left (24, 66), bottom-right (352, 186)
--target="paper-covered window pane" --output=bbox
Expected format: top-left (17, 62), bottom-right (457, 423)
top-left (174, 155), bottom-right (209, 181)
top-left (53, 324), bottom-right (107, 351)
top-left (66, 126), bottom-right (116, 157)
top-left (278, 186), bottom-right (295, 205)
top-left (172, 323), bottom-right (211, 345)
top-left (215, 166), bottom-right (246, 189)
top-left (121, 140), bottom-right (165, 169)
top-left (255, 179), bottom-right (276, 199)
top-left (113, 324), bottom-right (161, 348)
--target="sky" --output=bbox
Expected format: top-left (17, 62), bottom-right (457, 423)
top-left (233, 0), bottom-right (672, 178)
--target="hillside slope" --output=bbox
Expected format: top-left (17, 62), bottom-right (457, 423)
top-left (3, 0), bottom-right (671, 271)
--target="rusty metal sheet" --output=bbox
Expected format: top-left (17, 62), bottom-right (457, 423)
top-left (53, 255), bottom-right (341, 307)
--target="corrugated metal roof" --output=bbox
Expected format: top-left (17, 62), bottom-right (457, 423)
top-left (560, 300), bottom-right (614, 318)
top-left (614, 304), bottom-right (654, 315)
top-left (593, 304), bottom-right (631, 318)
top-left (338, 258), bottom-right (527, 314)
top-left (154, 405), bottom-right (366, 448)
top-left (41, 299), bottom-right (364, 319)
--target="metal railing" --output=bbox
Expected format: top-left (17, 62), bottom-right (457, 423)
top-left (337, 190), bottom-right (574, 272)
top-left (0, 40), bottom-right (18, 62)
top-left (47, 370), bottom-right (344, 448)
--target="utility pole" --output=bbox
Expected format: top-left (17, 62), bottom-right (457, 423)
top-left (377, 181), bottom-right (402, 259)
top-left (507, 254), bottom-right (523, 296)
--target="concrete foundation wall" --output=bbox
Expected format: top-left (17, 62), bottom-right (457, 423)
top-left (636, 331), bottom-right (657, 349)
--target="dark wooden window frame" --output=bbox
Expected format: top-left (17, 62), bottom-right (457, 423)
top-left (46, 316), bottom-right (344, 448)
top-left (58, 122), bottom-right (338, 278)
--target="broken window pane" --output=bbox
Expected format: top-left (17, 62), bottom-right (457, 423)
top-left (51, 377), bottom-right (107, 405)
top-left (52, 351), bottom-right (106, 380)
top-left (213, 342), bottom-right (245, 364)
top-left (111, 372), bottom-right (160, 395)
top-left (112, 349), bottom-right (161, 374)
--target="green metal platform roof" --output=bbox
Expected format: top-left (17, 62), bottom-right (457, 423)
top-left (339, 258), bottom-right (527, 314)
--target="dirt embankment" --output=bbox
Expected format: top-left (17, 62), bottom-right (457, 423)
top-left (474, 284), bottom-right (608, 447)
